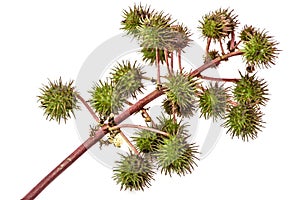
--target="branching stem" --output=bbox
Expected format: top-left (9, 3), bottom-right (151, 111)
top-left (125, 101), bottom-right (155, 127)
top-left (190, 50), bottom-right (243, 77)
top-left (200, 75), bottom-right (240, 82)
top-left (118, 130), bottom-right (139, 155)
top-left (110, 124), bottom-right (169, 137)
top-left (76, 93), bottom-right (99, 123)
top-left (23, 49), bottom-right (243, 200)
top-left (232, 40), bottom-right (241, 50)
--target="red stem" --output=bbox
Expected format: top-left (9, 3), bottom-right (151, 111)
top-left (199, 75), bottom-right (240, 82)
top-left (178, 50), bottom-right (183, 73)
top-left (219, 39), bottom-right (225, 55)
top-left (164, 48), bottom-right (172, 75)
top-left (22, 89), bottom-right (164, 199)
top-left (22, 50), bottom-right (243, 199)
top-left (233, 40), bottom-right (241, 50)
top-left (118, 130), bottom-right (139, 155)
top-left (156, 47), bottom-right (161, 85)
top-left (206, 38), bottom-right (211, 53)
top-left (76, 93), bottom-right (99, 122)
top-left (230, 31), bottom-right (235, 51)
top-left (190, 50), bottom-right (243, 77)
top-left (22, 128), bottom-right (107, 200)
top-left (170, 52), bottom-right (174, 74)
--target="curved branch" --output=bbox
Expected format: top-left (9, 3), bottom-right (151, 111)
top-left (118, 130), bottom-right (139, 155)
top-left (22, 89), bottom-right (164, 199)
top-left (190, 50), bottom-right (243, 77)
top-left (110, 124), bottom-right (169, 137)
top-left (22, 49), bottom-right (243, 199)
top-left (199, 75), bottom-right (240, 82)
top-left (21, 127), bottom-right (107, 200)
top-left (76, 94), bottom-right (99, 123)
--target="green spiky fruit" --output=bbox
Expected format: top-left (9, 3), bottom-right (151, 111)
top-left (241, 29), bottom-right (279, 68)
top-left (111, 60), bottom-right (144, 98)
top-left (141, 47), bottom-right (167, 64)
top-left (233, 72), bottom-right (269, 106)
top-left (169, 24), bottom-right (192, 51)
top-left (141, 10), bottom-right (172, 28)
top-left (198, 8), bottom-right (238, 41)
top-left (137, 11), bottom-right (174, 49)
top-left (157, 115), bottom-right (187, 136)
top-left (162, 98), bottom-right (180, 116)
top-left (38, 78), bottom-right (79, 124)
top-left (121, 4), bottom-right (153, 36)
top-left (132, 129), bottom-right (159, 153)
top-left (133, 115), bottom-right (187, 153)
top-left (199, 82), bottom-right (229, 120)
top-left (224, 103), bottom-right (264, 141)
top-left (240, 25), bottom-right (257, 42)
top-left (90, 80), bottom-right (125, 117)
top-left (155, 134), bottom-right (198, 176)
top-left (113, 153), bottom-right (155, 191)
top-left (164, 73), bottom-right (198, 117)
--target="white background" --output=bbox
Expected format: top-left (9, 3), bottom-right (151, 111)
top-left (1, 0), bottom-right (299, 199)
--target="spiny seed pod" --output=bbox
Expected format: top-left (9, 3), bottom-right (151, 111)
top-left (90, 80), bottom-right (125, 117)
top-left (199, 82), bottom-right (230, 120)
top-left (133, 115), bottom-right (187, 153)
top-left (137, 11), bottom-right (174, 49)
top-left (162, 98), bottom-right (180, 116)
top-left (155, 134), bottom-right (199, 176)
top-left (38, 78), bottom-right (79, 124)
top-left (203, 50), bottom-right (221, 66)
top-left (141, 47), bottom-right (167, 64)
top-left (121, 4), bottom-right (153, 37)
top-left (111, 60), bottom-right (144, 98)
top-left (157, 115), bottom-right (187, 136)
top-left (141, 10), bottom-right (173, 28)
top-left (233, 72), bottom-right (269, 106)
top-left (169, 23), bottom-right (192, 51)
top-left (164, 73), bottom-right (198, 117)
top-left (132, 129), bottom-right (159, 153)
top-left (113, 153), bottom-right (155, 191)
top-left (240, 25), bottom-right (257, 42)
top-left (241, 29), bottom-right (279, 68)
top-left (224, 103), bottom-right (264, 141)
top-left (198, 8), bottom-right (238, 41)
